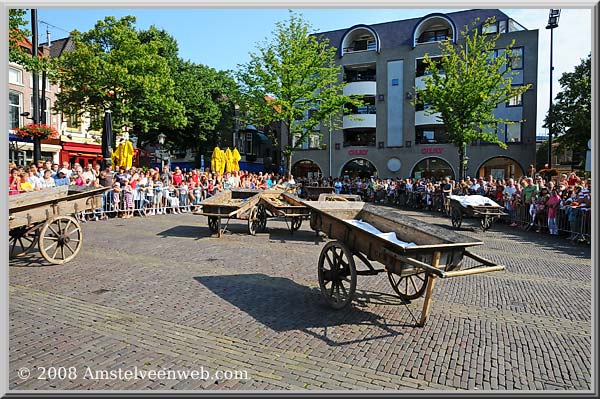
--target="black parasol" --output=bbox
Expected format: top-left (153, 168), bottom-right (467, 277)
top-left (102, 109), bottom-right (113, 167)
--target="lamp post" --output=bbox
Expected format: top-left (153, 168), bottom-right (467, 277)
top-left (546, 9), bottom-right (560, 169)
top-left (157, 132), bottom-right (166, 171)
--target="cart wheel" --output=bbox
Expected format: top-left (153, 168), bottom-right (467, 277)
top-left (318, 240), bottom-right (357, 310)
top-left (9, 225), bottom-right (40, 258)
top-left (388, 271), bottom-right (429, 301)
top-left (208, 217), bottom-right (219, 233)
top-left (248, 207), bottom-right (260, 236)
top-left (257, 204), bottom-right (267, 232)
top-left (38, 216), bottom-right (82, 265)
top-left (290, 217), bottom-right (302, 233)
top-left (480, 216), bottom-right (492, 231)
top-left (451, 207), bottom-right (462, 229)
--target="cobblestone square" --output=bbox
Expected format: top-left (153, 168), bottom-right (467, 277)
top-left (9, 208), bottom-right (592, 391)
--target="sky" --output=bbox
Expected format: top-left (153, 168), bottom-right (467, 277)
top-left (29, 7), bottom-right (592, 137)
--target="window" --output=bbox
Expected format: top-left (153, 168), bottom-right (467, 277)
top-left (508, 47), bottom-right (523, 70)
top-left (482, 23), bottom-right (498, 34)
top-left (309, 134), bottom-right (321, 149)
top-left (505, 123), bottom-right (522, 143)
top-left (417, 28), bottom-right (450, 44)
top-left (499, 20), bottom-right (507, 33)
top-left (29, 75), bottom-right (50, 89)
top-left (416, 57), bottom-right (443, 77)
top-left (30, 96), bottom-right (51, 124)
top-left (416, 125), bottom-right (448, 144)
top-left (245, 132), bottom-right (254, 155)
top-left (343, 128), bottom-right (376, 147)
top-left (9, 67), bottom-right (23, 85)
top-left (65, 109), bottom-right (80, 129)
top-left (9, 91), bottom-right (22, 130)
top-left (344, 66), bottom-right (376, 82)
top-left (507, 90), bottom-right (523, 107)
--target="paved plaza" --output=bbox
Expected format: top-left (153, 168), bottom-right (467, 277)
top-left (8, 207), bottom-right (592, 391)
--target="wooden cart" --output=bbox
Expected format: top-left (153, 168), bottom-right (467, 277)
top-left (302, 186), bottom-right (335, 200)
top-left (9, 185), bottom-right (107, 265)
top-left (449, 195), bottom-right (507, 231)
top-left (196, 189), bottom-right (262, 237)
top-left (256, 192), bottom-right (310, 234)
top-left (303, 200), bottom-right (505, 326)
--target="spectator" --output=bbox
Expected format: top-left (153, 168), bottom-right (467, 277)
top-left (54, 169), bottom-right (71, 186)
top-left (546, 188), bottom-right (561, 235)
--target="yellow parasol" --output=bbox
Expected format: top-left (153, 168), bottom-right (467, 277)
top-left (217, 147), bottom-right (226, 175)
top-left (224, 148), bottom-right (233, 173)
top-left (232, 148), bottom-right (241, 171)
top-left (120, 140), bottom-right (134, 168)
top-left (211, 146), bottom-right (220, 173)
top-left (112, 141), bottom-right (124, 166)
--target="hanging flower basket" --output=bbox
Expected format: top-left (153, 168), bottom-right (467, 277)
top-left (15, 123), bottom-right (59, 140)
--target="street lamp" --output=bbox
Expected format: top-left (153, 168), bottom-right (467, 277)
top-left (546, 9), bottom-right (560, 168)
top-left (157, 132), bottom-right (166, 171)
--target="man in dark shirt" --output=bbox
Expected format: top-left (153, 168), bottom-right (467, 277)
top-left (99, 166), bottom-right (114, 187)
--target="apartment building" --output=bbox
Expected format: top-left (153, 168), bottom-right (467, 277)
top-left (289, 9), bottom-right (538, 180)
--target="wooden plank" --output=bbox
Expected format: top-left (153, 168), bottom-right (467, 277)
top-left (442, 265), bottom-right (505, 278)
top-left (9, 186), bottom-right (69, 212)
top-left (419, 251), bottom-right (441, 326)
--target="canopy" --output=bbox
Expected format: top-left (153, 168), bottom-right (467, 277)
top-left (211, 146), bottom-right (220, 173)
top-left (224, 148), bottom-right (233, 173)
top-left (232, 148), bottom-right (241, 171)
top-left (101, 110), bottom-right (113, 167)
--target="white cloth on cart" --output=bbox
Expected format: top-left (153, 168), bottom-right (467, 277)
top-left (344, 219), bottom-right (417, 248)
top-left (449, 195), bottom-right (501, 208)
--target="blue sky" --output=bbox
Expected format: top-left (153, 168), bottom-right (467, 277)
top-left (31, 8), bottom-right (592, 136)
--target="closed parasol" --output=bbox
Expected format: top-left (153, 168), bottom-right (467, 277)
top-left (224, 148), bottom-right (233, 173)
top-left (232, 148), bottom-right (241, 171)
top-left (101, 110), bottom-right (113, 167)
top-left (211, 146), bottom-right (220, 173)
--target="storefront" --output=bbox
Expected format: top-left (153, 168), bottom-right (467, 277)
top-left (292, 160), bottom-right (322, 179)
top-left (60, 142), bottom-right (103, 167)
top-left (341, 158), bottom-right (378, 178)
top-left (9, 134), bottom-right (61, 166)
top-left (477, 156), bottom-right (524, 180)
top-left (411, 157), bottom-right (455, 180)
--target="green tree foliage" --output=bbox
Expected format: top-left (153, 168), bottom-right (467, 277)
top-left (236, 11), bottom-right (361, 177)
top-left (544, 54), bottom-right (591, 161)
top-left (9, 9), bottom-right (53, 75)
top-left (417, 17), bottom-right (530, 180)
top-left (53, 16), bottom-right (186, 141)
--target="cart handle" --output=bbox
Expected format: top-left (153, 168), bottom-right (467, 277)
top-left (383, 248), bottom-right (505, 279)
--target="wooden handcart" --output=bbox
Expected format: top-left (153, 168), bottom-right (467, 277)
top-left (9, 185), bottom-right (107, 265)
top-left (302, 186), bottom-right (335, 200)
top-left (303, 200), bottom-right (505, 326)
top-left (256, 192), bottom-right (310, 234)
top-left (449, 195), bottom-right (507, 231)
top-left (195, 189), bottom-right (262, 237)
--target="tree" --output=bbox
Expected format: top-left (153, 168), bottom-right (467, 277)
top-left (9, 9), bottom-right (31, 66)
top-left (417, 17), bottom-right (530, 180)
top-left (236, 11), bottom-right (362, 178)
top-left (544, 54), bottom-right (591, 163)
top-left (53, 16), bottom-right (186, 142)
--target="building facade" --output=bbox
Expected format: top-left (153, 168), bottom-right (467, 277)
top-left (8, 39), bottom-right (62, 166)
top-left (289, 9), bottom-right (538, 181)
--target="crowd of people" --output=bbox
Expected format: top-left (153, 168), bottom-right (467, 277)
top-left (297, 172), bottom-right (592, 242)
top-left (8, 160), bottom-right (296, 219)
top-left (8, 159), bottom-right (591, 242)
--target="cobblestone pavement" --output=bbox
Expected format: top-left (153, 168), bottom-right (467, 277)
top-left (9, 207), bottom-right (592, 391)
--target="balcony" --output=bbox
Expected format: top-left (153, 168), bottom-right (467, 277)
top-left (344, 81), bottom-right (377, 96)
top-left (343, 113), bottom-right (376, 129)
top-left (343, 128), bottom-right (376, 147)
top-left (415, 110), bottom-right (443, 126)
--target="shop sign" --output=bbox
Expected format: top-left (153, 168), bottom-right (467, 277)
top-left (348, 149), bottom-right (368, 156)
top-left (421, 147), bottom-right (443, 155)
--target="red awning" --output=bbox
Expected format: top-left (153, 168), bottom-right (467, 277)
top-left (61, 142), bottom-right (102, 153)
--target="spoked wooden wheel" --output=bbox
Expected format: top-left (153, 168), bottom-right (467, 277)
top-left (480, 215), bottom-right (493, 231)
top-left (451, 207), bottom-right (462, 229)
top-left (318, 241), bottom-right (357, 310)
top-left (38, 216), bottom-right (82, 265)
top-left (208, 217), bottom-right (219, 233)
top-left (290, 217), bottom-right (302, 233)
top-left (257, 204), bottom-right (267, 232)
top-left (248, 207), bottom-right (260, 236)
top-left (388, 271), bottom-right (429, 301)
top-left (9, 225), bottom-right (40, 258)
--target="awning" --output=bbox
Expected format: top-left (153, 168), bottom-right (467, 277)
top-left (62, 142), bottom-right (102, 152)
top-left (254, 131), bottom-right (270, 144)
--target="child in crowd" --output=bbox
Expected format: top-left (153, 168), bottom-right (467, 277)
top-left (122, 179), bottom-right (134, 218)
